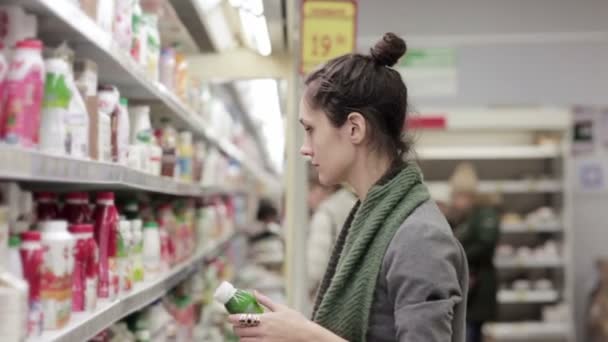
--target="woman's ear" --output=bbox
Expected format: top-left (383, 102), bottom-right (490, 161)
top-left (347, 112), bottom-right (366, 145)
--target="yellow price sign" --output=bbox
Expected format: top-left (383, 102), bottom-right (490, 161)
top-left (300, 0), bottom-right (357, 75)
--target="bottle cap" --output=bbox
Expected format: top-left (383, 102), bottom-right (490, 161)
top-left (8, 235), bottom-right (20, 247)
top-left (16, 38), bottom-right (42, 50)
top-left (96, 192), bottom-right (115, 201)
top-left (143, 221), bottom-right (158, 229)
top-left (214, 281), bottom-right (238, 304)
top-left (21, 231), bottom-right (41, 241)
top-left (69, 224), bottom-right (94, 234)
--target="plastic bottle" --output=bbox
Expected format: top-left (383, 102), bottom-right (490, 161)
top-left (0, 39), bottom-right (44, 148)
top-left (64, 62), bottom-right (90, 160)
top-left (113, 0), bottom-right (133, 52)
top-left (69, 224), bottom-right (98, 313)
top-left (39, 220), bottom-right (74, 330)
top-left (0, 45), bottom-right (9, 122)
top-left (142, 221), bottom-right (161, 280)
top-left (213, 281), bottom-right (264, 314)
top-left (8, 234), bottom-right (23, 278)
top-left (93, 192), bottom-right (119, 300)
top-left (0, 6), bottom-right (37, 50)
top-left (149, 135), bottom-right (162, 176)
top-left (142, 14), bottom-right (160, 82)
top-left (35, 192), bottom-right (60, 221)
top-left (118, 220), bottom-right (132, 292)
top-left (130, 0), bottom-right (145, 65)
top-left (98, 85), bottom-right (119, 163)
top-left (127, 105), bottom-right (151, 172)
top-left (61, 192), bottom-right (92, 225)
top-left (159, 47), bottom-right (176, 91)
top-left (193, 141), bottom-right (205, 183)
top-left (159, 118), bottom-right (178, 178)
top-left (116, 98), bottom-right (130, 165)
top-left (158, 204), bottom-right (177, 266)
top-left (174, 51), bottom-right (188, 101)
top-left (177, 131), bottom-right (193, 183)
top-left (19, 230), bottom-right (44, 337)
top-left (131, 219), bottom-right (144, 283)
top-left (39, 57), bottom-right (70, 155)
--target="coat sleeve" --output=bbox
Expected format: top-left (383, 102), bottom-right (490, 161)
top-left (384, 218), bottom-right (468, 342)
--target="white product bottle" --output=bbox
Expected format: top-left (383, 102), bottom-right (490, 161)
top-left (65, 65), bottom-right (90, 159)
top-left (131, 219), bottom-right (144, 283)
top-left (39, 220), bottom-right (75, 330)
top-left (0, 206), bottom-right (29, 341)
top-left (96, 0), bottom-right (115, 34)
top-left (8, 234), bottom-right (23, 279)
top-left (142, 14), bottom-right (160, 82)
top-left (113, 0), bottom-right (133, 52)
top-left (40, 58), bottom-right (70, 156)
top-left (118, 220), bottom-right (132, 292)
top-left (129, 105), bottom-right (151, 145)
top-left (97, 85), bottom-right (119, 162)
top-left (116, 98), bottom-right (130, 165)
top-left (142, 221), bottom-right (161, 280)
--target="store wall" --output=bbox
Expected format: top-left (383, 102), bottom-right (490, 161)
top-left (356, 1), bottom-right (608, 340)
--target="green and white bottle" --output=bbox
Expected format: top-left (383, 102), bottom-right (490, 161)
top-left (214, 281), bottom-right (264, 314)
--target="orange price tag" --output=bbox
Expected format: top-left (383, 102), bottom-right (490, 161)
top-left (300, 0), bottom-right (357, 75)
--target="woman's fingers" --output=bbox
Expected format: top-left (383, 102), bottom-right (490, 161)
top-left (254, 291), bottom-right (282, 312)
top-left (233, 326), bottom-right (264, 338)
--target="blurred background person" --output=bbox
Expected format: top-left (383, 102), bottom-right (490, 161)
top-left (306, 165), bottom-right (356, 300)
top-left (447, 162), bottom-right (500, 342)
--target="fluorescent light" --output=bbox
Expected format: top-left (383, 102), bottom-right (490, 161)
top-left (238, 9), bottom-right (272, 56)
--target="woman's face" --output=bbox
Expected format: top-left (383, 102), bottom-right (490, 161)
top-left (299, 96), bottom-right (355, 186)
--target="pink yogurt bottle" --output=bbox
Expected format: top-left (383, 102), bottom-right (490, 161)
top-left (35, 192), bottom-right (60, 221)
top-left (93, 192), bottom-right (119, 300)
top-left (0, 38), bottom-right (44, 147)
top-left (19, 230), bottom-right (44, 337)
top-left (69, 224), bottom-right (98, 312)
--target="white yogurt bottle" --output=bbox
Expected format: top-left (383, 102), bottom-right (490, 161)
top-left (142, 221), bottom-right (161, 280)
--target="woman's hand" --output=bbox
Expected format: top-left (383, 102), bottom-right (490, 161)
top-left (228, 291), bottom-right (340, 342)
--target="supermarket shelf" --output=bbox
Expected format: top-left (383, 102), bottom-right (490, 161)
top-left (417, 145), bottom-right (561, 160)
top-left (29, 232), bottom-right (238, 342)
top-left (0, 145), bottom-right (241, 196)
top-left (483, 322), bottom-right (570, 341)
top-left (501, 222), bottom-right (562, 234)
top-left (16, 0), bottom-right (279, 191)
top-left (426, 180), bottom-right (562, 195)
top-left (498, 289), bottom-right (559, 304)
top-left (495, 257), bottom-right (564, 269)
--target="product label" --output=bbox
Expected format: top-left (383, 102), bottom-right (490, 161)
top-left (178, 157), bottom-right (192, 182)
top-left (2, 67), bottom-right (44, 147)
top-left (99, 114), bottom-right (112, 162)
top-left (161, 148), bottom-right (177, 177)
top-left (85, 278), bottom-right (97, 311)
top-left (65, 111), bottom-right (89, 158)
top-left (40, 240), bottom-right (72, 329)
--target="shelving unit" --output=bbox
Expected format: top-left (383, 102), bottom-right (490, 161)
top-left (28, 232), bottom-right (238, 342)
top-left (498, 289), bottom-right (560, 304)
top-left (416, 108), bottom-right (572, 342)
top-left (12, 0), bottom-right (278, 192)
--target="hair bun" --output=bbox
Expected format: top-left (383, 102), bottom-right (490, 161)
top-left (370, 32), bottom-right (407, 67)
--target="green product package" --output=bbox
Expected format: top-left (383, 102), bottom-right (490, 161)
top-left (213, 281), bottom-right (264, 314)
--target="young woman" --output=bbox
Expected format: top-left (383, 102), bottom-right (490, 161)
top-left (229, 32), bottom-right (469, 342)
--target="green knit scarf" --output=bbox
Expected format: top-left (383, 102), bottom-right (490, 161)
top-left (311, 163), bottom-right (430, 341)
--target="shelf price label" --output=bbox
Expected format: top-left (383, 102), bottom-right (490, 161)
top-left (300, 0), bottom-right (357, 75)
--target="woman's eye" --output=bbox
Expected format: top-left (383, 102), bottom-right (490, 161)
top-left (305, 126), bottom-right (313, 132)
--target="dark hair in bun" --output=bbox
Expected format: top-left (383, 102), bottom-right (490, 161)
top-left (370, 32), bottom-right (407, 67)
top-left (304, 33), bottom-right (411, 160)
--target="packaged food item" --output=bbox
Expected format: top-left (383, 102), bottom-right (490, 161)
top-left (142, 221), bottom-right (161, 280)
top-left (113, 0), bottom-right (133, 52)
top-left (0, 271), bottom-right (29, 341)
top-left (142, 13), bottom-right (160, 82)
top-left (0, 39), bottom-right (44, 148)
top-left (128, 105), bottom-right (151, 171)
top-left (177, 131), bottom-right (193, 183)
top-left (0, 44), bottom-right (9, 105)
top-left (69, 224), bottom-right (98, 312)
top-left (0, 6), bottom-right (37, 49)
top-left (118, 220), bottom-right (132, 292)
top-left (39, 220), bottom-right (74, 330)
top-left (98, 85), bottom-right (119, 162)
top-left (93, 192), bottom-right (119, 300)
top-left (115, 97), bottom-right (130, 165)
top-left (8, 234), bottom-right (22, 278)
top-left (39, 57), bottom-right (69, 155)
top-left (213, 281), bottom-right (264, 314)
top-left (159, 118), bottom-right (177, 178)
top-left (159, 47), bottom-right (176, 91)
top-left (130, 0), bottom-right (145, 64)
top-left (74, 59), bottom-right (102, 160)
top-left (96, 0), bottom-right (115, 34)
top-left (19, 230), bottom-right (44, 337)
top-left (62, 192), bottom-right (92, 224)
top-left (193, 141), bottom-right (205, 183)
top-left (158, 204), bottom-right (177, 266)
top-left (131, 219), bottom-right (144, 283)
top-left (149, 135), bottom-right (162, 176)
top-left (35, 192), bottom-right (60, 221)
top-left (174, 51), bottom-right (188, 101)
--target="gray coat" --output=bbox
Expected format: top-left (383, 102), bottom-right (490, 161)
top-left (367, 200), bottom-right (469, 342)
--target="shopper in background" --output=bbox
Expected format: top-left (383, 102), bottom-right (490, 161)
top-left (307, 165), bottom-right (356, 300)
top-left (248, 198), bottom-right (284, 273)
top-left (229, 32), bottom-right (468, 342)
top-left (447, 163), bottom-right (500, 342)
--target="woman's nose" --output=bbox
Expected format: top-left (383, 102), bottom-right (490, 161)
top-left (300, 144), bottom-right (312, 158)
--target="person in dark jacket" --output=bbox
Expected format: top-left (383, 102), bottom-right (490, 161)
top-left (448, 163), bottom-right (500, 342)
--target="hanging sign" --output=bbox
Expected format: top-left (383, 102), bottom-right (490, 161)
top-left (300, 0), bottom-right (357, 75)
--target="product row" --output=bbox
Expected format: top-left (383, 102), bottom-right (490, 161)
top-left (501, 207), bottom-right (561, 228)
top-left (496, 240), bottom-right (562, 262)
top-left (90, 256), bottom-right (241, 342)
top-left (0, 183), bottom-right (240, 340)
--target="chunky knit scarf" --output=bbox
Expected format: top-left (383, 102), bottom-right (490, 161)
top-left (312, 163), bottom-right (430, 341)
